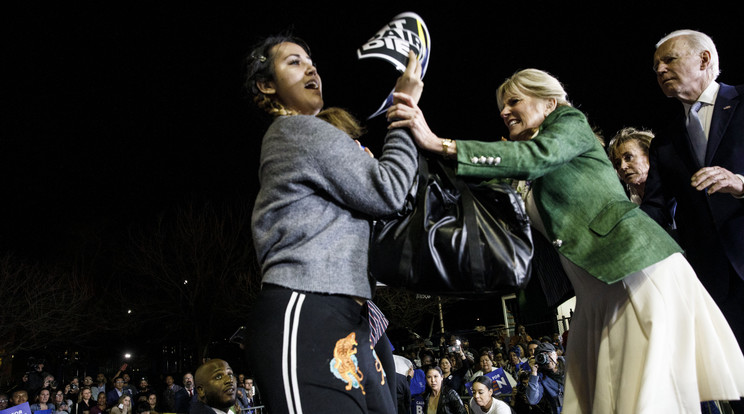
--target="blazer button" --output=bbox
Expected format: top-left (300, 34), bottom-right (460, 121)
top-left (552, 239), bottom-right (563, 248)
top-left (494, 156), bottom-right (502, 165)
top-left (479, 156), bottom-right (487, 164)
top-left (471, 156), bottom-right (480, 164)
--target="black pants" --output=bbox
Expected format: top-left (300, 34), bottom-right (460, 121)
top-left (246, 286), bottom-right (396, 413)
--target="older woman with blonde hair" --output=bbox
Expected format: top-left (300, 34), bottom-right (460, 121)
top-left (607, 127), bottom-right (655, 204)
top-left (389, 67), bottom-right (744, 413)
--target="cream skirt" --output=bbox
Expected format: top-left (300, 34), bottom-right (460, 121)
top-left (524, 191), bottom-right (744, 413)
top-left (560, 252), bottom-right (744, 413)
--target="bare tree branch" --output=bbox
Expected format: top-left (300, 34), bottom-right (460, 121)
top-left (115, 197), bottom-right (261, 360)
top-left (0, 254), bottom-right (95, 366)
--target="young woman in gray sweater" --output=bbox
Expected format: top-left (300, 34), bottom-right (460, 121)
top-left (244, 34), bottom-right (423, 413)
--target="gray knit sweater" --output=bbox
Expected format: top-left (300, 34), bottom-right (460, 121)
top-left (251, 115), bottom-right (418, 299)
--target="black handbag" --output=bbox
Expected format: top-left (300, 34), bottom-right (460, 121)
top-left (369, 153), bottom-right (533, 298)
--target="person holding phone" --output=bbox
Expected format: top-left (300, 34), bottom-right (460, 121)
top-left (110, 395), bottom-right (130, 414)
top-left (53, 389), bottom-right (72, 414)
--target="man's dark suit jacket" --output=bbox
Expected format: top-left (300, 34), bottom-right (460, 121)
top-left (175, 388), bottom-right (197, 413)
top-left (106, 388), bottom-right (132, 408)
top-left (642, 82), bottom-right (744, 300)
top-left (188, 400), bottom-right (216, 414)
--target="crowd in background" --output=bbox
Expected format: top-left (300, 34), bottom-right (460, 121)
top-left (0, 360), bottom-right (262, 414)
top-left (0, 324), bottom-right (562, 414)
top-left (393, 326), bottom-right (567, 414)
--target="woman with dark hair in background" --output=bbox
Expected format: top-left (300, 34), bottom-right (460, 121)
top-left (422, 366), bottom-right (466, 414)
top-left (439, 353), bottom-right (469, 396)
top-left (89, 392), bottom-right (108, 414)
top-left (53, 389), bottom-right (73, 414)
top-left (30, 388), bottom-right (55, 413)
top-left (470, 375), bottom-right (512, 414)
top-left (145, 392), bottom-right (158, 414)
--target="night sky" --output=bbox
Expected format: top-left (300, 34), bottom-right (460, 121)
top-left (5, 3), bottom-right (743, 262)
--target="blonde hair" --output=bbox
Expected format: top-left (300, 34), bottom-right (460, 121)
top-left (316, 107), bottom-right (366, 139)
top-left (496, 68), bottom-right (571, 111)
top-left (608, 127), bottom-right (655, 165)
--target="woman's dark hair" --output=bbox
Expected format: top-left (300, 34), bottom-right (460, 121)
top-left (473, 375), bottom-right (493, 390)
top-left (244, 34), bottom-right (312, 117)
top-left (135, 401), bottom-right (152, 414)
top-left (244, 33), bottom-right (365, 138)
top-left (425, 365), bottom-right (443, 376)
top-left (35, 387), bottom-right (51, 402)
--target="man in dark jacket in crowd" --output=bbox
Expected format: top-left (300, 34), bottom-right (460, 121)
top-left (189, 359), bottom-right (236, 414)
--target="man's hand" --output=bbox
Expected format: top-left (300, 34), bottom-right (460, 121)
top-left (691, 166), bottom-right (744, 196)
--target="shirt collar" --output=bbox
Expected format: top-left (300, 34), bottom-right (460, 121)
top-left (683, 81), bottom-right (719, 112)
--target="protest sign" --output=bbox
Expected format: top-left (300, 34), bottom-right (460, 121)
top-left (0, 402), bottom-right (31, 414)
top-left (464, 367), bottom-right (514, 397)
top-left (357, 12), bottom-right (430, 119)
top-left (411, 394), bottom-right (425, 414)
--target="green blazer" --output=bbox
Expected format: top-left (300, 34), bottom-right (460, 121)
top-left (456, 106), bottom-right (681, 284)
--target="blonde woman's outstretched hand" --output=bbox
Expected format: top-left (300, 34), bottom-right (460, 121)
top-left (387, 92), bottom-right (441, 153)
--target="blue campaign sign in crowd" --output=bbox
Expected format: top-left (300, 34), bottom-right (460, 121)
top-left (1, 402), bottom-right (31, 414)
top-left (464, 367), bottom-right (513, 397)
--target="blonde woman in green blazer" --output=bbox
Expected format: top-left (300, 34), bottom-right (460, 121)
top-left (387, 68), bottom-right (744, 413)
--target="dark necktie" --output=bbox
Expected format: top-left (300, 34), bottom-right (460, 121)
top-left (687, 101), bottom-right (707, 165)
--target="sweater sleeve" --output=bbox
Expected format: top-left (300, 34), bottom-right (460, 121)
top-left (268, 116), bottom-right (418, 217)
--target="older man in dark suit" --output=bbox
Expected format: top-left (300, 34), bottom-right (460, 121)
top-left (644, 28), bottom-right (744, 411)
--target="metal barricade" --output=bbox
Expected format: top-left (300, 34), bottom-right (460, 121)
top-left (240, 406), bottom-right (265, 414)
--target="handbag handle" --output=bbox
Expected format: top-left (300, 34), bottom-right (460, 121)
top-left (452, 172), bottom-right (487, 289)
top-left (430, 157), bottom-right (488, 289)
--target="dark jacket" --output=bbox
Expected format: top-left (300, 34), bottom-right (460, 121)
top-left (443, 358), bottom-right (470, 396)
top-left (174, 388), bottom-right (196, 413)
top-left (525, 358), bottom-right (566, 414)
top-left (422, 386), bottom-right (466, 414)
top-left (187, 400), bottom-right (215, 414)
top-left (642, 83), bottom-right (744, 297)
top-left (395, 373), bottom-right (410, 414)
